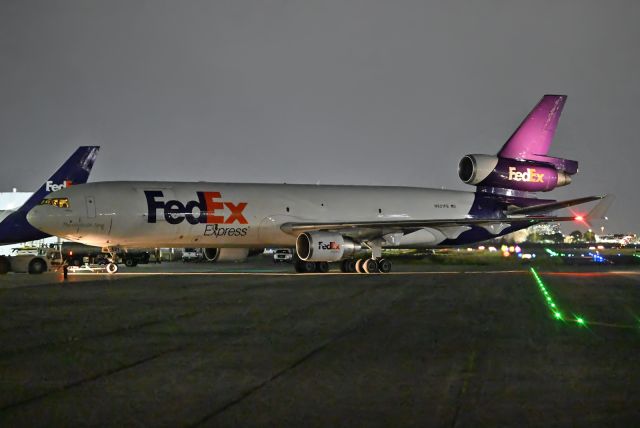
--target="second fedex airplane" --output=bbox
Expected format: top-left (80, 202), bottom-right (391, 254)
top-left (27, 96), bottom-right (610, 273)
top-left (0, 146), bottom-right (99, 245)
top-left (0, 146), bottom-right (99, 273)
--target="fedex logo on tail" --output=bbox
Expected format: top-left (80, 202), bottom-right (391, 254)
top-left (145, 191), bottom-right (248, 225)
top-left (45, 180), bottom-right (73, 192)
top-left (508, 167), bottom-right (544, 183)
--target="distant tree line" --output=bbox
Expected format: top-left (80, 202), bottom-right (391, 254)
top-left (525, 229), bottom-right (595, 244)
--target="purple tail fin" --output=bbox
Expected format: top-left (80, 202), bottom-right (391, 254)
top-left (498, 95), bottom-right (566, 159)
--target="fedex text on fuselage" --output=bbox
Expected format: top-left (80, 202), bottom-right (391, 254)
top-left (145, 190), bottom-right (248, 225)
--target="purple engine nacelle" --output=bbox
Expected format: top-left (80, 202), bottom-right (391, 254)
top-left (458, 154), bottom-right (572, 192)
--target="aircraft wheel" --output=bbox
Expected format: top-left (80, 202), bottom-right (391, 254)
top-left (362, 258), bottom-right (378, 274)
top-left (295, 260), bottom-right (316, 273)
top-left (340, 259), bottom-right (354, 273)
top-left (0, 256), bottom-right (9, 275)
top-left (355, 259), bottom-right (364, 273)
top-left (106, 263), bottom-right (118, 274)
top-left (316, 261), bottom-right (330, 273)
top-left (378, 258), bottom-right (392, 273)
top-left (302, 261), bottom-right (316, 273)
top-left (28, 258), bottom-right (47, 274)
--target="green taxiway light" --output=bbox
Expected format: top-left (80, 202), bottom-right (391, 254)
top-left (531, 268), bottom-right (571, 325)
top-left (576, 317), bottom-right (585, 325)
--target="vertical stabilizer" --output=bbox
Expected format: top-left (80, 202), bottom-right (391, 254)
top-left (498, 95), bottom-right (566, 160)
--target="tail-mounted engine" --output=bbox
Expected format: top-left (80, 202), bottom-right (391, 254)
top-left (458, 154), bottom-right (574, 192)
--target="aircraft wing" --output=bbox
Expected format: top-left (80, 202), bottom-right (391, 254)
top-left (281, 195), bottom-right (613, 237)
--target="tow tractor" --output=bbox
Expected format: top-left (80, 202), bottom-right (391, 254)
top-left (0, 244), bottom-right (120, 275)
top-left (0, 246), bottom-right (61, 274)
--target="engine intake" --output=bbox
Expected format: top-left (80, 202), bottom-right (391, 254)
top-left (296, 232), bottom-right (361, 262)
top-left (458, 154), bottom-right (499, 184)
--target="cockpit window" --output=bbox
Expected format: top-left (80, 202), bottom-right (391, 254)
top-left (40, 197), bottom-right (70, 208)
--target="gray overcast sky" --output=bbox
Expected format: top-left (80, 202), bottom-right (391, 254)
top-left (1, 1), bottom-right (638, 232)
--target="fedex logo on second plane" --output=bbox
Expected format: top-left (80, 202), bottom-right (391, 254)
top-left (145, 190), bottom-right (248, 225)
top-left (508, 167), bottom-right (544, 183)
top-left (45, 180), bottom-right (72, 192)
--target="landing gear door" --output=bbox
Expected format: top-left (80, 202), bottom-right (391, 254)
top-left (86, 196), bottom-right (96, 218)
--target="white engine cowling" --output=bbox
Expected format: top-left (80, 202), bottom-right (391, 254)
top-left (296, 232), bottom-right (361, 262)
top-left (458, 154), bottom-right (499, 185)
top-left (203, 248), bottom-right (249, 262)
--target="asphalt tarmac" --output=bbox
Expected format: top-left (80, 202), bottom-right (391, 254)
top-left (0, 260), bottom-right (639, 427)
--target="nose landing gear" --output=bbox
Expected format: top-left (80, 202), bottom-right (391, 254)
top-left (102, 247), bottom-right (119, 274)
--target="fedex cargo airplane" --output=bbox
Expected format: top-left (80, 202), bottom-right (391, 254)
top-left (27, 96), bottom-right (611, 274)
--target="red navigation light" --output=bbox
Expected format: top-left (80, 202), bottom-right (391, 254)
top-left (574, 215), bottom-right (584, 222)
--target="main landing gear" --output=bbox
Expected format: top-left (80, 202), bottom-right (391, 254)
top-left (294, 260), bottom-right (330, 273)
top-left (341, 258), bottom-right (392, 273)
top-left (294, 258), bottom-right (392, 274)
top-left (340, 239), bottom-right (392, 273)
top-left (293, 238), bottom-right (392, 274)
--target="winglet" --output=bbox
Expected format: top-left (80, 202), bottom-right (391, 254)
top-left (585, 194), bottom-right (614, 223)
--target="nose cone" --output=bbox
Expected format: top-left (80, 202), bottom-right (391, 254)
top-left (27, 205), bottom-right (59, 235)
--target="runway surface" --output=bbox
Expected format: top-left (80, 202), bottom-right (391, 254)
top-left (0, 261), bottom-right (639, 426)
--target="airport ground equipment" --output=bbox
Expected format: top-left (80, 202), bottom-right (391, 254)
top-left (182, 248), bottom-right (203, 262)
top-left (0, 246), bottom-right (57, 274)
top-left (273, 248), bottom-right (293, 263)
top-left (54, 242), bottom-right (150, 267)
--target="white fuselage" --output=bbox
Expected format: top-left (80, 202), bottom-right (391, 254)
top-left (27, 181), bottom-right (478, 249)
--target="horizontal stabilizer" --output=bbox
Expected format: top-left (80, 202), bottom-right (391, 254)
top-left (507, 195), bottom-right (604, 216)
